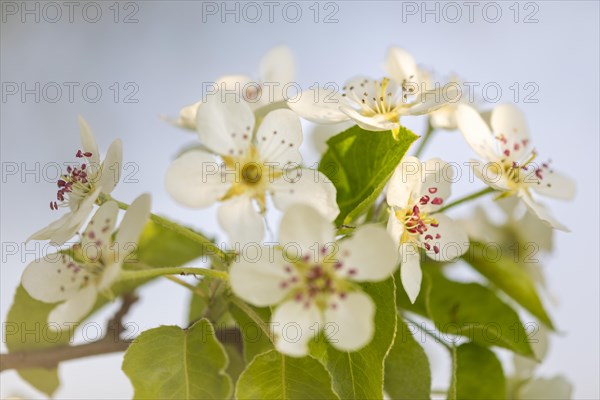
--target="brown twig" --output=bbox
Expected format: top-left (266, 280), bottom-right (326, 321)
top-left (0, 293), bottom-right (139, 372)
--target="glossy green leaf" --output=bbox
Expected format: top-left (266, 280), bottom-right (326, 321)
top-left (318, 125), bottom-right (418, 225)
top-left (426, 272), bottom-right (534, 356)
top-left (313, 277), bottom-right (397, 399)
top-left (463, 241), bottom-right (554, 329)
top-left (452, 343), bottom-right (506, 400)
top-left (384, 318), bottom-right (431, 399)
top-left (235, 350), bottom-right (340, 399)
top-left (122, 319), bottom-right (232, 399)
top-left (229, 302), bottom-right (273, 363)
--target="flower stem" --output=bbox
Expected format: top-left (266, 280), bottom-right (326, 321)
top-left (413, 119), bottom-right (435, 158)
top-left (435, 187), bottom-right (495, 214)
top-left (99, 194), bottom-right (229, 264)
top-left (120, 266), bottom-right (228, 282)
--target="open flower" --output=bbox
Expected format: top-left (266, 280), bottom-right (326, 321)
top-left (173, 45), bottom-right (295, 130)
top-left (386, 157), bottom-right (469, 303)
top-left (288, 47), bottom-right (457, 139)
top-left (166, 96), bottom-right (339, 245)
top-left (455, 104), bottom-right (575, 231)
top-left (28, 117), bottom-right (122, 245)
top-left (229, 205), bottom-right (398, 356)
top-left (22, 194), bottom-right (151, 327)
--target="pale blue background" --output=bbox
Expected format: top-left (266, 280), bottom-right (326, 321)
top-left (1, 1), bottom-right (599, 398)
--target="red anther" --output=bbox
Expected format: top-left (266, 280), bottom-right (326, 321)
top-left (57, 192), bottom-right (64, 201)
top-left (339, 292), bottom-right (347, 299)
top-left (504, 149), bottom-right (510, 157)
top-left (67, 166), bottom-right (73, 173)
top-left (348, 269), bottom-right (357, 276)
top-left (425, 234), bottom-right (433, 240)
top-left (284, 265), bottom-right (292, 273)
top-left (424, 243), bottom-right (431, 250)
top-left (412, 205), bottom-right (420, 214)
top-left (431, 223), bottom-right (439, 228)
top-left (76, 150), bottom-right (83, 158)
top-left (81, 164), bottom-right (86, 170)
top-left (522, 139), bottom-right (529, 146)
top-left (280, 282), bottom-right (288, 289)
top-left (83, 152), bottom-right (92, 157)
top-left (57, 180), bottom-right (66, 187)
top-left (514, 143), bottom-right (520, 151)
top-left (433, 245), bottom-right (440, 254)
top-left (428, 187), bottom-right (438, 194)
top-left (334, 262), bottom-right (343, 270)
top-left (419, 195), bottom-right (430, 205)
top-left (50, 201), bottom-right (54, 210)
top-left (435, 234), bottom-right (441, 239)
top-left (432, 197), bottom-right (444, 205)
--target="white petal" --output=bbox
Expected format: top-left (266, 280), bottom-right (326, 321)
top-left (339, 106), bottom-right (397, 131)
top-left (78, 116), bottom-right (100, 165)
top-left (259, 45), bottom-right (295, 88)
top-left (270, 171), bottom-right (339, 223)
top-left (531, 169), bottom-right (575, 200)
top-left (518, 376), bottom-right (573, 400)
top-left (387, 156), bottom-right (422, 208)
top-left (175, 100), bottom-right (202, 130)
top-left (22, 254), bottom-right (90, 303)
top-left (287, 88), bottom-right (350, 124)
top-left (384, 47), bottom-right (419, 85)
top-left (416, 157), bottom-right (453, 213)
top-left (115, 193), bottom-right (151, 259)
top-left (336, 225), bottom-right (398, 281)
top-left (216, 74), bottom-right (268, 109)
top-left (218, 195), bottom-right (265, 245)
top-left (420, 214), bottom-right (469, 261)
top-left (324, 291), bottom-right (375, 351)
top-left (165, 150), bottom-right (230, 208)
top-left (81, 201), bottom-right (119, 260)
top-left (455, 104), bottom-right (499, 161)
top-left (518, 191), bottom-right (569, 232)
top-left (196, 95), bottom-right (255, 157)
top-left (97, 262), bottom-right (121, 292)
top-left (387, 213), bottom-right (405, 245)
top-left (311, 120), bottom-right (355, 154)
top-left (256, 109), bottom-right (303, 165)
top-left (48, 285), bottom-right (97, 327)
top-left (229, 247), bottom-right (294, 307)
top-left (399, 243), bottom-right (422, 303)
top-left (98, 139), bottom-right (122, 194)
top-left (430, 105), bottom-right (458, 130)
top-left (278, 204), bottom-right (336, 259)
top-left (471, 159), bottom-right (511, 191)
top-left (272, 300), bottom-right (322, 357)
top-left (491, 104), bottom-right (532, 163)
top-left (403, 85), bottom-right (460, 116)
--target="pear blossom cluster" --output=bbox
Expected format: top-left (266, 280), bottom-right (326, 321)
top-left (20, 44), bottom-right (575, 367)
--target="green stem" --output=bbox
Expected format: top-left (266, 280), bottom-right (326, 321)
top-left (120, 266), bottom-right (228, 282)
top-left (230, 297), bottom-right (274, 342)
top-left (413, 119), bottom-right (435, 158)
top-left (100, 194), bottom-right (229, 263)
top-left (435, 187), bottom-right (495, 214)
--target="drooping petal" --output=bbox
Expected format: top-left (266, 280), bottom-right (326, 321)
top-left (278, 204), bottom-right (335, 260)
top-left (455, 104), bottom-right (499, 162)
top-left (384, 47), bottom-right (419, 86)
top-left (230, 247), bottom-right (294, 307)
top-left (518, 191), bottom-right (569, 232)
top-left (270, 171), bottom-right (339, 224)
top-left (490, 104), bottom-right (532, 163)
top-left (78, 116), bottom-right (100, 165)
top-left (287, 88), bottom-right (349, 124)
top-left (324, 291), bottom-right (375, 352)
top-left (175, 100), bottom-right (202, 130)
top-left (165, 150), bottom-right (230, 208)
top-left (256, 109), bottom-right (303, 166)
top-left (22, 254), bottom-right (91, 303)
top-left (48, 284), bottom-right (97, 327)
top-left (81, 201), bottom-right (119, 260)
top-left (336, 225), bottom-right (398, 281)
top-left (339, 106), bottom-right (397, 131)
top-left (420, 214), bottom-right (469, 261)
top-left (98, 139), bottom-right (122, 194)
top-left (416, 157), bottom-right (453, 213)
top-left (271, 300), bottom-right (322, 357)
top-left (387, 156), bottom-right (422, 208)
top-left (530, 169), bottom-right (576, 200)
top-left (217, 194), bottom-right (265, 245)
top-left (399, 242), bottom-right (422, 303)
top-left (196, 95), bottom-right (255, 157)
top-left (259, 45), bottom-right (295, 90)
top-left (115, 193), bottom-right (152, 261)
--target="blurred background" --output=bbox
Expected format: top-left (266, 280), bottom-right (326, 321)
top-left (1, 1), bottom-right (598, 398)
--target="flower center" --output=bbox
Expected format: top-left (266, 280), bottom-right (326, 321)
top-left (51, 150), bottom-right (95, 211)
top-left (395, 188), bottom-right (444, 254)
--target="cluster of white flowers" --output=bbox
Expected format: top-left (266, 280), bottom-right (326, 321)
top-left (22, 45), bottom-right (574, 359)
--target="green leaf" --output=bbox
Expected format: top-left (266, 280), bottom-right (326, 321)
top-left (229, 302), bottom-right (274, 363)
top-left (452, 343), bottom-right (506, 400)
top-left (464, 241), bottom-right (554, 329)
top-left (384, 318), bottom-right (431, 399)
top-left (313, 277), bottom-right (397, 399)
top-left (235, 350), bottom-right (340, 399)
top-left (426, 272), bottom-right (534, 356)
top-left (122, 319), bottom-right (232, 399)
top-left (318, 125), bottom-right (418, 225)
top-left (188, 278), bottom-right (231, 326)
